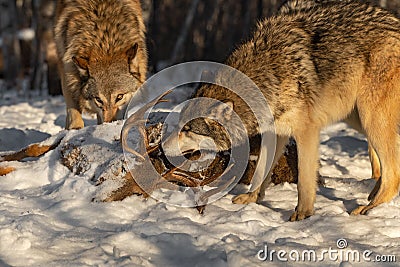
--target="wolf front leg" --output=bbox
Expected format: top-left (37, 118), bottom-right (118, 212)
top-left (232, 135), bottom-right (289, 204)
top-left (66, 106), bottom-right (84, 129)
top-left (289, 127), bottom-right (320, 221)
top-left (61, 75), bottom-right (84, 129)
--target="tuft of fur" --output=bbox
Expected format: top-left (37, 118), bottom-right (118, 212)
top-left (55, 0), bottom-right (147, 129)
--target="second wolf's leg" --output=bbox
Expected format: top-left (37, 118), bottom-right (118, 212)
top-left (66, 104), bottom-right (84, 129)
top-left (58, 62), bottom-right (84, 130)
top-left (232, 135), bottom-right (289, 204)
top-left (289, 126), bottom-right (320, 221)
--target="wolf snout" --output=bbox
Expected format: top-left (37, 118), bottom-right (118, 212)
top-left (163, 130), bottom-right (218, 158)
top-left (162, 131), bottom-right (183, 157)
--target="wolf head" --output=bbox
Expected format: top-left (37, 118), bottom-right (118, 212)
top-left (72, 44), bottom-right (145, 123)
top-left (162, 96), bottom-right (242, 157)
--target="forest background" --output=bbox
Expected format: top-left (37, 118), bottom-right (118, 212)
top-left (1, 0), bottom-right (398, 97)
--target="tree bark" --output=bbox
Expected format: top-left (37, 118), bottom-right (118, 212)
top-left (0, 0), bottom-right (22, 91)
top-left (170, 0), bottom-right (200, 64)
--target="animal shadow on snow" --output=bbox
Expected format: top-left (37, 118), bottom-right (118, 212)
top-left (0, 128), bottom-right (51, 152)
top-left (319, 135), bottom-right (375, 213)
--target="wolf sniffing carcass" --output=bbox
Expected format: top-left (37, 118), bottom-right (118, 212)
top-left (54, 0), bottom-right (147, 129)
top-left (163, 0), bottom-right (400, 221)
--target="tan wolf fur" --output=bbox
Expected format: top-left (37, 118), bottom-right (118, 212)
top-left (54, 0), bottom-right (147, 129)
top-left (282, 0), bottom-right (382, 180)
top-left (165, 0), bottom-right (400, 221)
top-left (279, 0), bottom-right (382, 181)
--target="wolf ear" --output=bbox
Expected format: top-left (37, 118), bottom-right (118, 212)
top-left (72, 56), bottom-right (89, 79)
top-left (126, 43), bottom-right (142, 79)
top-left (211, 100), bottom-right (234, 121)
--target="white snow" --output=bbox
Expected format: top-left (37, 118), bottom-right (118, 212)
top-left (0, 94), bottom-right (399, 267)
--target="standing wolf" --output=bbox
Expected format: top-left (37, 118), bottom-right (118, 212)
top-left (54, 0), bottom-right (147, 129)
top-left (164, 0), bottom-right (400, 221)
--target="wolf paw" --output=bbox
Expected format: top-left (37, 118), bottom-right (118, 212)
top-left (66, 112), bottom-right (84, 130)
top-left (350, 205), bottom-right (373, 215)
top-left (232, 192), bottom-right (259, 204)
top-left (289, 209), bottom-right (314, 221)
top-left (66, 119), bottom-right (84, 130)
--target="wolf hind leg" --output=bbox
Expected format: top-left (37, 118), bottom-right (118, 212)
top-left (367, 143), bottom-right (385, 202)
top-left (368, 145), bottom-right (381, 180)
top-left (352, 99), bottom-right (400, 215)
top-left (343, 109), bottom-right (381, 180)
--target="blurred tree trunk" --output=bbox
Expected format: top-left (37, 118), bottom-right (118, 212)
top-left (1, 0), bottom-right (400, 96)
top-left (146, 0), bottom-right (287, 70)
top-left (170, 0), bottom-right (200, 64)
top-left (30, 0), bottom-right (42, 92)
top-left (30, 0), bottom-right (61, 95)
top-left (0, 0), bottom-right (22, 91)
top-left (41, 0), bottom-right (61, 95)
top-left (142, 0), bottom-right (157, 73)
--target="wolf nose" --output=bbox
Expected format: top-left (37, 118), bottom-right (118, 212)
top-left (198, 138), bottom-right (218, 153)
top-left (162, 130), bottom-right (181, 157)
top-left (103, 109), bottom-right (118, 123)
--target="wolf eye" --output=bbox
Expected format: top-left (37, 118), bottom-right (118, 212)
top-left (115, 94), bottom-right (124, 102)
top-left (94, 97), bottom-right (103, 105)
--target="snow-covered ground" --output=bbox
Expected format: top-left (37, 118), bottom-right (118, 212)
top-left (0, 94), bottom-right (399, 267)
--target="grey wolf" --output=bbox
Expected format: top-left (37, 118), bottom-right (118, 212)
top-left (54, 0), bottom-right (147, 129)
top-left (164, 0), bottom-right (400, 221)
